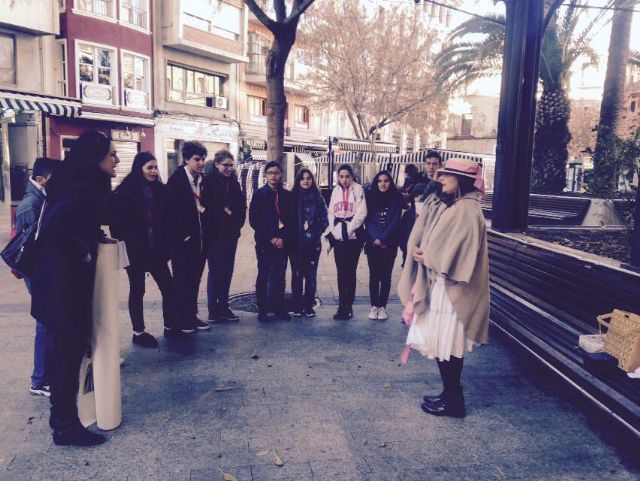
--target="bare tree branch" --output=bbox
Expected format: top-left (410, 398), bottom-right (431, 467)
top-left (287, 0), bottom-right (317, 24)
top-left (274, 0), bottom-right (287, 23)
top-left (302, 0), bottom-right (448, 144)
top-left (244, 0), bottom-right (278, 32)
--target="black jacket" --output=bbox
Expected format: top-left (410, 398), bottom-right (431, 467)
top-left (201, 169), bottom-right (246, 242)
top-left (249, 184), bottom-right (295, 249)
top-left (166, 166), bottom-right (206, 254)
top-left (293, 190), bottom-right (328, 246)
top-left (364, 193), bottom-right (403, 248)
top-left (31, 181), bottom-right (109, 331)
top-left (111, 178), bottom-right (171, 266)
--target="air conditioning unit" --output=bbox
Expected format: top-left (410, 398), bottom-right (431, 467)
top-left (206, 96), bottom-right (228, 109)
top-left (207, 96), bottom-right (229, 110)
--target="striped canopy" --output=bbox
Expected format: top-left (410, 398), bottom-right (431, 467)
top-left (0, 89), bottom-right (81, 117)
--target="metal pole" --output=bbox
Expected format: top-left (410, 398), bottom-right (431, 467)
top-left (492, 0), bottom-right (544, 231)
top-left (328, 137), bottom-right (333, 189)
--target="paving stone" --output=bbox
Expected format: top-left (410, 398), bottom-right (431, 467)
top-left (0, 213), bottom-right (639, 480)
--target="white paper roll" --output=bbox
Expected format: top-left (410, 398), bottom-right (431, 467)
top-left (91, 242), bottom-right (122, 430)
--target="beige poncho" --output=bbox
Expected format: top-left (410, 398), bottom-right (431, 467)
top-left (398, 191), bottom-right (490, 344)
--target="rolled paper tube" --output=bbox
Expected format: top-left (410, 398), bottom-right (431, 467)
top-left (91, 242), bottom-right (122, 430)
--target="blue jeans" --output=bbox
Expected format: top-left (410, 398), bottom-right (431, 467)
top-left (25, 278), bottom-right (51, 387)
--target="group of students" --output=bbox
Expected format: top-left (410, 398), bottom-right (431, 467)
top-left (14, 126), bottom-right (488, 446)
top-left (15, 131), bottom-right (252, 447)
top-left (248, 150), bottom-right (446, 323)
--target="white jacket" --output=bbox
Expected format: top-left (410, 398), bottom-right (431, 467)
top-left (328, 182), bottom-right (367, 241)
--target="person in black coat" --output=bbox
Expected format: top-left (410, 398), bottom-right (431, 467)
top-left (364, 170), bottom-right (403, 321)
top-left (399, 182), bottom-right (429, 267)
top-left (30, 129), bottom-right (118, 447)
top-left (249, 160), bottom-right (295, 321)
top-left (202, 150), bottom-right (246, 322)
top-left (111, 152), bottom-right (177, 348)
top-left (165, 141), bottom-right (210, 333)
top-left (289, 168), bottom-right (328, 317)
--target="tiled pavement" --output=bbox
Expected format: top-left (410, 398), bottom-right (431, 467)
top-left (0, 204), bottom-right (639, 481)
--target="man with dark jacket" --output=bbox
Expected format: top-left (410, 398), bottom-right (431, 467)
top-left (420, 150), bottom-right (443, 200)
top-left (249, 160), bottom-right (295, 321)
top-left (202, 150), bottom-right (246, 322)
top-left (15, 157), bottom-right (58, 397)
top-left (166, 141), bottom-right (210, 332)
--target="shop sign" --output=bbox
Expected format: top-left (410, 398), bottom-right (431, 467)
top-left (157, 118), bottom-right (238, 143)
top-left (111, 129), bottom-right (141, 142)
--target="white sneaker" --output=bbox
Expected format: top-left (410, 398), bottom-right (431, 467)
top-left (377, 307), bottom-right (388, 321)
top-left (368, 306), bottom-right (379, 320)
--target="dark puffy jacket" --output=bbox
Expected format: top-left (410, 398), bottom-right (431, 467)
top-left (249, 184), bottom-right (295, 249)
top-left (293, 190), bottom-right (328, 246)
top-left (111, 178), bottom-right (171, 266)
top-left (201, 169), bottom-right (246, 242)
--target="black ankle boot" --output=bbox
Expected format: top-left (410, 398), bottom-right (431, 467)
top-left (421, 386), bottom-right (465, 418)
top-left (423, 390), bottom-right (445, 405)
top-left (53, 425), bottom-right (107, 447)
top-left (333, 304), bottom-right (346, 320)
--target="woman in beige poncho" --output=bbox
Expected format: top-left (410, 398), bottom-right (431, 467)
top-left (398, 158), bottom-right (489, 418)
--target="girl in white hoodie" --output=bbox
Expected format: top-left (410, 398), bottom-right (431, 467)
top-left (327, 164), bottom-right (367, 320)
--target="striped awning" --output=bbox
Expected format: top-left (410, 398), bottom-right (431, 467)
top-left (249, 150), bottom-right (268, 161)
top-left (0, 89), bottom-right (81, 117)
top-left (338, 139), bottom-right (397, 153)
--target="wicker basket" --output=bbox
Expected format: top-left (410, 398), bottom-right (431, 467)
top-left (597, 310), bottom-right (640, 373)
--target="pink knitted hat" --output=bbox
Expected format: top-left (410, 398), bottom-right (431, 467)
top-left (435, 157), bottom-right (485, 194)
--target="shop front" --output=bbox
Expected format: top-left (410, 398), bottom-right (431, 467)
top-left (0, 89), bottom-right (82, 205)
top-left (154, 116), bottom-right (239, 180)
top-left (48, 113), bottom-right (155, 187)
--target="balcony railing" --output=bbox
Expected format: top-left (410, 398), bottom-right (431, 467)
top-left (247, 53), bottom-right (295, 80)
top-left (247, 53), bottom-right (267, 75)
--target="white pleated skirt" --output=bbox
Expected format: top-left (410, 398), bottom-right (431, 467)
top-left (405, 276), bottom-right (478, 361)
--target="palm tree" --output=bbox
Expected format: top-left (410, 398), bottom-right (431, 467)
top-left (436, 1), bottom-right (607, 193)
top-left (591, 0), bottom-right (638, 197)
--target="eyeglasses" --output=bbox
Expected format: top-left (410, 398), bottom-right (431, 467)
top-left (219, 163), bottom-right (235, 168)
top-left (265, 170), bottom-right (281, 176)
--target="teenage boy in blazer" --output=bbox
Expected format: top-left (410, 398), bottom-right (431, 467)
top-left (166, 141), bottom-right (210, 333)
top-left (249, 160), bottom-right (295, 321)
top-left (202, 150), bottom-right (246, 322)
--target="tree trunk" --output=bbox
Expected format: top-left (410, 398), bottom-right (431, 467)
top-left (591, 0), bottom-right (636, 196)
top-left (531, 87), bottom-right (571, 193)
top-left (266, 32), bottom-right (295, 162)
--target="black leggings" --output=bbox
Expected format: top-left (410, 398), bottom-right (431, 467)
top-left (437, 356), bottom-right (464, 393)
top-left (49, 327), bottom-right (88, 431)
top-left (366, 245), bottom-right (397, 307)
top-left (126, 261), bottom-right (176, 332)
top-left (333, 239), bottom-right (363, 307)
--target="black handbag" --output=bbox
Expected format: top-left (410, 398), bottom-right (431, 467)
top-left (1, 203), bottom-right (45, 277)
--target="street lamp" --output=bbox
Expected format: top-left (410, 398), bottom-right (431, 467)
top-left (327, 136), bottom-right (339, 189)
top-left (223, 114), bottom-right (250, 162)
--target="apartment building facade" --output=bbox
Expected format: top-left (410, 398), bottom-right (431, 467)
top-left (239, 12), bottom-right (326, 162)
top-left (48, 0), bottom-right (156, 185)
top-left (153, 0), bottom-right (246, 179)
top-left (0, 0), bottom-right (80, 203)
